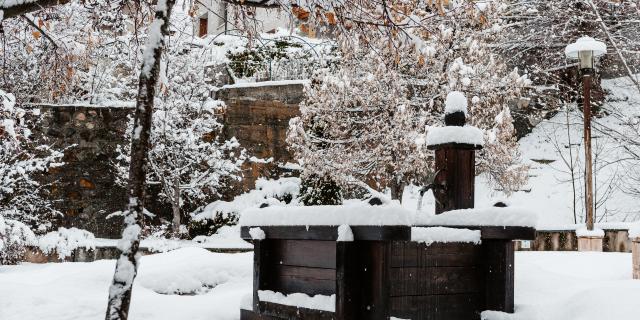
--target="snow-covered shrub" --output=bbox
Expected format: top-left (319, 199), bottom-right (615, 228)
top-left (189, 177), bottom-right (301, 237)
top-left (38, 227), bottom-right (96, 260)
top-left (288, 1), bottom-right (530, 198)
top-left (0, 214), bottom-right (37, 265)
top-left (298, 173), bottom-right (342, 206)
top-left (1, 90), bottom-right (64, 231)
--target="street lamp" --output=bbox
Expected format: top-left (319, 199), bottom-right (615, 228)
top-left (565, 36), bottom-right (607, 232)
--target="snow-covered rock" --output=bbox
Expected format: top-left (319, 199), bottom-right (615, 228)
top-left (38, 227), bottom-right (95, 259)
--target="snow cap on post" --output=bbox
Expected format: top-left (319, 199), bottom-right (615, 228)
top-left (425, 91), bottom-right (483, 149)
top-left (444, 91), bottom-right (467, 126)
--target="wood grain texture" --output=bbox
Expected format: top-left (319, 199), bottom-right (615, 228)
top-left (241, 226), bottom-right (411, 241)
top-left (391, 241), bottom-right (482, 268)
top-left (389, 266), bottom-right (481, 296)
top-left (271, 265), bottom-right (336, 296)
top-left (336, 242), bottom-right (358, 320)
top-left (240, 303), bottom-right (337, 320)
top-left (270, 240), bottom-right (336, 269)
top-left (390, 294), bottom-right (481, 320)
top-left (482, 240), bottom-right (515, 313)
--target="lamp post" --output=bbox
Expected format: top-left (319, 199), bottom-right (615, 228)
top-left (565, 36), bottom-right (607, 232)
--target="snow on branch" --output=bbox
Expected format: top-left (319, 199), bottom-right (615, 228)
top-left (1, 0), bottom-right (70, 20)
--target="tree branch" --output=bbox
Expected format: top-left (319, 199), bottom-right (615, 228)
top-left (1, 0), bottom-right (70, 20)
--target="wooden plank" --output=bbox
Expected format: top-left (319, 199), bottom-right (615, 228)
top-left (482, 240), bottom-right (515, 313)
top-left (241, 226), bottom-right (411, 241)
top-left (336, 242), bottom-right (358, 320)
top-left (359, 241), bottom-right (391, 319)
top-left (272, 265), bottom-right (336, 296)
top-left (389, 266), bottom-right (482, 296)
top-left (252, 240), bottom-right (271, 312)
top-left (390, 294), bottom-right (481, 320)
top-left (259, 301), bottom-right (336, 320)
top-left (270, 240), bottom-right (336, 269)
top-left (391, 241), bottom-right (482, 268)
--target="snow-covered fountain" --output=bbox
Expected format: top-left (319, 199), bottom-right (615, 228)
top-left (238, 92), bottom-right (537, 320)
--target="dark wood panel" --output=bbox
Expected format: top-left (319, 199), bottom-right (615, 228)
top-left (253, 240), bottom-right (271, 312)
top-left (260, 302), bottom-right (336, 320)
top-left (271, 265), bottom-right (336, 296)
top-left (391, 241), bottom-right (482, 268)
top-left (483, 239), bottom-right (515, 313)
top-left (271, 240), bottom-right (336, 269)
top-left (241, 226), bottom-right (411, 241)
top-left (390, 294), bottom-right (482, 320)
top-left (336, 242), bottom-right (359, 320)
top-left (358, 241), bottom-right (391, 319)
top-left (389, 266), bottom-right (481, 296)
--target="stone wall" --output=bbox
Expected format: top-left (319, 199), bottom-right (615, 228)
top-left (32, 106), bottom-right (132, 238)
top-left (215, 82), bottom-right (304, 194)
top-left (27, 82), bottom-right (305, 237)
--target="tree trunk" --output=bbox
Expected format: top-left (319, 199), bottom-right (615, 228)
top-left (172, 178), bottom-right (181, 236)
top-left (104, 1), bottom-right (175, 319)
top-left (389, 179), bottom-right (405, 203)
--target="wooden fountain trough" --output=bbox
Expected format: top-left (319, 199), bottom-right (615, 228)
top-left (239, 95), bottom-right (536, 319)
top-left (239, 224), bottom-right (534, 320)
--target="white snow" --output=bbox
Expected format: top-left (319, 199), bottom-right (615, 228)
top-left (239, 202), bottom-right (413, 227)
top-left (0, 250), bottom-right (638, 320)
top-left (445, 91), bottom-right (468, 115)
top-left (565, 36), bottom-right (607, 58)
top-left (425, 125), bottom-right (484, 147)
top-left (0, 248), bottom-right (252, 320)
top-left (513, 251), bottom-right (640, 319)
top-left (191, 177), bottom-right (301, 222)
top-left (248, 227), bottom-right (265, 240)
top-left (575, 227), bottom-right (605, 238)
top-left (336, 225), bottom-right (354, 242)
top-left (37, 227), bottom-right (96, 259)
top-left (411, 227), bottom-right (481, 245)
top-left (221, 80), bottom-right (310, 90)
top-left (415, 207), bottom-right (538, 228)
top-left (481, 310), bottom-right (517, 320)
top-left (2, 250), bottom-right (639, 319)
top-left (628, 226), bottom-right (640, 239)
top-left (257, 290), bottom-right (336, 312)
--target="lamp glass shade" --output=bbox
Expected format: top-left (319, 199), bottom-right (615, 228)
top-left (565, 37), bottom-right (607, 67)
top-left (578, 50), bottom-right (594, 69)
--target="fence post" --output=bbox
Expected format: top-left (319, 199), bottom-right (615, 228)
top-left (632, 236), bottom-right (640, 280)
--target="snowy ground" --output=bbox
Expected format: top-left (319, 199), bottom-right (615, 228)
top-left (1, 249), bottom-right (637, 320)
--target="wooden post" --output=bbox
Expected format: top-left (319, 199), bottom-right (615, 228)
top-left (252, 240), bottom-right (270, 313)
top-left (336, 242), bottom-right (359, 320)
top-left (482, 240), bottom-right (515, 313)
top-left (583, 72), bottom-right (595, 231)
top-left (428, 110), bottom-right (481, 214)
top-left (632, 237), bottom-right (640, 280)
